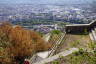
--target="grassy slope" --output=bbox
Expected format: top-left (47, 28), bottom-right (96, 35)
top-left (54, 33), bottom-right (92, 54)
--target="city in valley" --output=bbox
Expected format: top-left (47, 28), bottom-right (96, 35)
top-left (0, 4), bottom-right (96, 24)
top-left (0, 3), bottom-right (96, 33)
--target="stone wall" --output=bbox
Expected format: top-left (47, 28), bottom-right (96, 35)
top-left (65, 20), bottom-right (96, 34)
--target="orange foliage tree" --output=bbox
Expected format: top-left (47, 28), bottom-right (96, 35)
top-left (0, 22), bottom-right (51, 64)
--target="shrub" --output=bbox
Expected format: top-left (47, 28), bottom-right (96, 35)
top-left (51, 30), bottom-right (61, 35)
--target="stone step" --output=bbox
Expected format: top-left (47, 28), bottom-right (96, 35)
top-left (94, 28), bottom-right (96, 31)
top-left (91, 29), bottom-right (96, 41)
top-left (89, 32), bottom-right (95, 41)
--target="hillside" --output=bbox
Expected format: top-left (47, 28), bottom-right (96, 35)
top-left (48, 49), bottom-right (96, 64)
top-left (54, 33), bottom-right (91, 54)
top-left (31, 20), bottom-right (96, 64)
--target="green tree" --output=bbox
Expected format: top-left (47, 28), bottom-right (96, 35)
top-left (51, 30), bottom-right (61, 35)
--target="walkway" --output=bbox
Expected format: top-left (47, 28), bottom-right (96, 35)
top-left (33, 48), bottom-right (79, 64)
top-left (43, 33), bottom-right (51, 42)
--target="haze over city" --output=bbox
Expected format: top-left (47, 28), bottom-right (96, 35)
top-left (0, 0), bottom-right (93, 4)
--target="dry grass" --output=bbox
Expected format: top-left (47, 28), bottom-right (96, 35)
top-left (54, 34), bottom-right (92, 54)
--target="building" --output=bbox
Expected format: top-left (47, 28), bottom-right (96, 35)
top-left (65, 20), bottom-right (96, 33)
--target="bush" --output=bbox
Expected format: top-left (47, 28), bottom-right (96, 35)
top-left (51, 30), bottom-right (61, 35)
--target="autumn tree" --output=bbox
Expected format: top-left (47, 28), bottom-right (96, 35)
top-left (0, 22), bottom-right (51, 64)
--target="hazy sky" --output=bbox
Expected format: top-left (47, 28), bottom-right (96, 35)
top-left (0, 0), bottom-right (93, 4)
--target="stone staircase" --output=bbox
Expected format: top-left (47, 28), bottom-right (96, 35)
top-left (89, 27), bottom-right (96, 42)
top-left (29, 33), bottom-right (66, 64)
